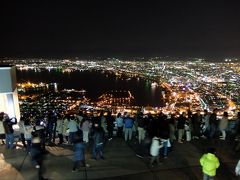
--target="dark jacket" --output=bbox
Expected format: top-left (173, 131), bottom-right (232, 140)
top-left (191, 113), bottom-right (202, 132)
top-left (177, 115), bottom-right (186, 129)
top-left (74, 142), bottom-right (85, 161)
top-left (3, 118), bottom-right (17, 134)
top-left (106, 115), bottom-right (115, 130)
top-left (158, 119), bottom-right (170, 139)
top-left (209, 113), bottom-right (217, 126)
top-left (124, 117), bottom-right (133, 128)
top-left (93, 128), bottom-right (104, 146)
top-left (137, 117), bottom-right (145, 128)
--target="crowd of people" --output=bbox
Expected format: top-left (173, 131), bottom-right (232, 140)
top-left (0, 109), bottom-right (240, 179)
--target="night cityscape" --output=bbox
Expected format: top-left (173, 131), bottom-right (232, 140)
top-left (1, 58), bottom-right (240, 117)
top-left (0, 1), bottom-right (240, 180)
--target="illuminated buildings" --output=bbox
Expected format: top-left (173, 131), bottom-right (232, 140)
top-left (17, 82), bottom-right (58, 94)
top-left (0, 58), bottom-right (239, 116)
top-left (17, 82), bottom-right (88, 116)
top-left (98, 90), bottom-right (134, 107)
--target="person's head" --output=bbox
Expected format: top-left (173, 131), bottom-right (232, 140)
top-left (117, 113), bottom-right (121, 118)
top-left (162, 114), bottom-right (167, 121)
top-left (3, 113), bottom-right (9, 120)
top-left (87, 112), bottom-right (93, 118)
top-left (158, 111), bottom-right (163, 117)
top-left (171, 113), bottom-right (176, 119)
top-left (223, 112), bottom-right (228, 118)
top-left (100, 111), bottom-right (104, 116)
top-left (83, 113), bottom-right (88, 120)
top-left (58, 114), bottom-right (63, 119)
top-left (197, 110), bottom-right (201, 115)
top-left (79, 111), bottom-right (83, 116)
top-left (70, 115), bottom-right (75, 120)
top-left (65, 114), bottom-right (70, 120)
top-left (204, 109), bottom-right (208, 115)
top-left (182, 112), bottom-right (186, 117)
top-left (207, 147), bottom-right (216, 154)
top-left (93, 111), bottom-right (98, 117)
top-left (187, 109), bottom-right (192, 116)
top-left (107, 111), bottom-right (111, 116)
top-left (147, 112), bottom-right (152, 117)
top-left (24, 119), bottom-right (30, 126)
top-left (213, 109), bottom-right (218, 114)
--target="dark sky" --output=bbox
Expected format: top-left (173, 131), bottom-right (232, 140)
top-left (0, 1), bottom-right (240, 58)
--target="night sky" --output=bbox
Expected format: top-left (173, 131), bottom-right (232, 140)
top-left (0, 1), bottom-right (240, 58)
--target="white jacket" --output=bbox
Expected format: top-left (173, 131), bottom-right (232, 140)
top-left (18, 121), bottom-right (25, 134)
top-left (63, 119), bottom-right (69, 136)
top-left (219, 116), bottom-right (228, 130)
top-left (56, 119), bottom-right (64, 134)
top-left (81, 120), bottom-right (90, 132)
top-left (150, 137), bottom-right (163, 156)
top-left (116, 117), bottom-right (124, 127)
top-left (0, 121), bottom-right (5, 134)
top-left (236, 160), bottom-right (240, 176)
top-left (68, 120), bottom-right (79, 133)
top-left (24, 125), bottom-right (33, 140)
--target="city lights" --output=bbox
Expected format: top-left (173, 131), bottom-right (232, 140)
top-left (0, 58), bottom-right (239, 119)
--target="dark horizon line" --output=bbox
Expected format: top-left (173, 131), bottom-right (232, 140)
top-left (0, 55), bottom-right (239, 60)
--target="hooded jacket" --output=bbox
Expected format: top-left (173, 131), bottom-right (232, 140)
top-left (200, 153), bottom-right (220, 176)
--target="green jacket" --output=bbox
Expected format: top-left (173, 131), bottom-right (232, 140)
top-left (200, 153), bottom-right (220, 176)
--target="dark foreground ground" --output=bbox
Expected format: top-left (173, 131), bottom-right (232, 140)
top-left (0, 136), bottom-right (240, 180)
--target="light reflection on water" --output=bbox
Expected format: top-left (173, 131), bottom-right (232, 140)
top-left (17, 70), bottom-right (164, 107)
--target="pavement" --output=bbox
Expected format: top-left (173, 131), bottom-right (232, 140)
top-left (0, 136), bottom-right (240, 180)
